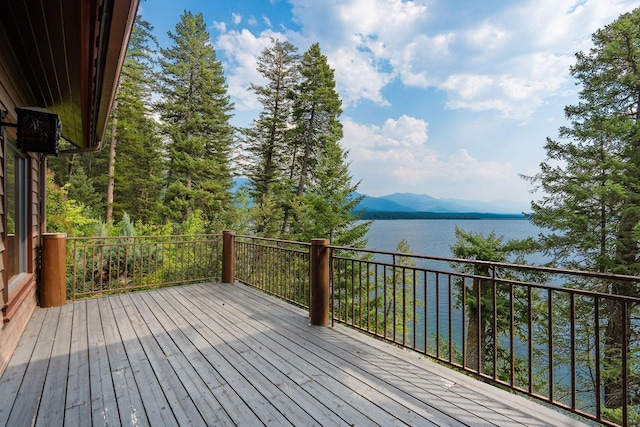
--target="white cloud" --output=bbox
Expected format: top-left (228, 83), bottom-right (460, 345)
top-left (342, 116), bottom-right (518, 200)
top-left (464, 22), bottom-right (506, 51)
top-left (331, 47), bottom-right (394, 106)
top-left (283, 0), bottom-right (640, 118)
top-left (432, 0), bottom-right (640, 118)
top-left (211, 0), bottom-right (640, 121)
top-left (288, 0), bottom-right (432, 105)
top-left (263, 16), bottom-right (272, 27)
top-left (441, 51), bottom-right (574, 120)
top-left (215, 29), bottom-right (283, 110)
top-left (212, 21), bottom-right (226, 33)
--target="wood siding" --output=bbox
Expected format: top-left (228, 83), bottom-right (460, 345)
top-left (0, 21), bottom-right (41, 375)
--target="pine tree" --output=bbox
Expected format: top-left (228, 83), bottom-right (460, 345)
top-left (244, 38), bottom-right (299, 234)
top-left (67, 166), bottom-right (103, 218)
top-left (157, 11), bottom-right (235, 230)
top-left (291, 43), bottom-right (343, 196)
top-left (111, 15), bottom-right (164, 224)
top-left (291, 137), bottom-right (369, 247)
top-left (450, 228), bottom-right (538, 375)
top-left (279, 43), bottom-right (346, 234)
top-left (523, 8), bottom-right (640, 416)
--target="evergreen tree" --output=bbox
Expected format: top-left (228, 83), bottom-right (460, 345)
top-left (291, 138), bottom-right (369, 247)
top-left (523, 8), bottom-right (640, 415)
top-left (157, 11), bottom-right (235, 230)
top-left (111, 15), bottom-right (164, 224)
top-left (281, 43), bottom-right (344, 234)
top-left (45, 171), bottom-right (98, 237)
top-left (244, 38), bottom-right (299, 234)
top-left (450, 228), bottom-right (538, 376)
top-left (291, 43), bottom-right (343, 196)
top-left (67, 166), bottom-right (103, 218)
top-left (378, 239), bottom-right (417, 343)
top-left (48, 14), bottom-right (163, 225)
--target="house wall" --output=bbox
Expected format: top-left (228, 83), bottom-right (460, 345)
top-left (0, 34), bottom-right (42, 375)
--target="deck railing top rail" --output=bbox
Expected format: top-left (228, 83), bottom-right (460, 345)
top-left (329, 243), bottom-right (640, 283)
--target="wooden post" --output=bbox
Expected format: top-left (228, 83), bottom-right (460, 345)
top-left (310, 238), bottom-right (330, 326)
top-left (222, 230), bottom-right (235, 284)
top-left (41, 233), bottom-right (67, 307)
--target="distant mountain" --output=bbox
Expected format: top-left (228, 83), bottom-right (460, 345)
top-left (355, 194), bottom-right (416, 212)
top-left (232, 179), bottom-right (528, 216)
top-left (441, 198), bottom-right (530, 214)
top-left (355, 192), bottom-right (528, 216)
top-left (379, 193), bottom-right (470, 213)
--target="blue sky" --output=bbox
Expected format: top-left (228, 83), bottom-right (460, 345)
top-left (141, 0), bottom-right (640, 211)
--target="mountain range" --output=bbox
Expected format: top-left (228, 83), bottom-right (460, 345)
top-left (354, 192), bottom-right (529, 218)
top-left (233, 178), bottom-right (529, 217)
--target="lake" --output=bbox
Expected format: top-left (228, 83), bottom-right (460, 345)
top-left (362, 218), bottom-right (542, 259)
top-left (360, 219), bottom-right (547, 365)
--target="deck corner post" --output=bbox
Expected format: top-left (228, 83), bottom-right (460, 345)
top-left (310, 238), bottom-right (330, 326)
top-left (41, 232), bottom-right (68, 307)
top-left (222, 230), bottom-right (236, 284)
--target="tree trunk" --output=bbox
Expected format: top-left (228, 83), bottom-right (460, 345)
top-left (605, 197), bottom-right (640, 408)
top-left (466, 276), bottom-right (487, 373)
top-left (106, 101), bottom-right (117, 223)
top-left (603, 298), bottom-right (632, 408)
top-left (296, 106), bottom-right (316, 197)
top-left (466, 267), bottom-right (492, 374)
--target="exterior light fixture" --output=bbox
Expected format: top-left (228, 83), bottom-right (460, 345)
top-left (0, 108), bottom-right (62, 156)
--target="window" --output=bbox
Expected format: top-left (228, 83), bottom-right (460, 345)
top-left (6, 142), bottom-right (27, 290)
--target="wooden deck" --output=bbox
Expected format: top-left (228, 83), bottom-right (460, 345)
top-left (0, 282), bottom-right (588, 426)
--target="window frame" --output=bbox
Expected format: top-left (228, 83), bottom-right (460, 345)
top-left (2, 128), bottom-right (36, 323)
top-left (6, 141), bottom-right (28, 291)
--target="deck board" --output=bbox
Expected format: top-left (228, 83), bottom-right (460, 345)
top-left (36, 302), bottom-right (73, 427)
top-left (128, 291), bottom-right (235, 425)
top-left (207, 283), bottom-right (484, 426)
top-left (153, 288), bottom-right (322, 426)
top-left (182, 284), bottom-right (443, 426)
top-left (0, 307), bottom-right (46, 427)
top-left (87, 298), bottom-right (119, 426)
top-left (99, 295), bottom-right (148, 426)
top-left (63, 299), bottom-right (91, 426)
top-left (6, 307), bottom-right (59, 426)
top-left (108, 294), bottom-right (176, 427)
top-left (0, 282), bottom-right (589, 427)
top-left (118, 293), bottom-right (205, 426)
top-left (137, 291), bottom-right (269, 426)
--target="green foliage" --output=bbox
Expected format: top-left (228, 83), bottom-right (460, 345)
top-left (118, 212), bottom-right (135, 238)
top-left (291, 138), bottom-right (369, 247)
top-left (67, 166), bottom-right (103, 218)
top-left (110, 15), bottom-right (164, 224)
top-left (450, 227), bottom-right (541, 381)
top-left (45, 171), bottom-right (99, 237)
top-left (244, 38), bottom-right (300, 234)
top-left (523, 8), bottom-right (640, 417)
top-left (374, 239), bottom-right (419, 343)
top-left (243, 39), bottom-right (366, 245)
top-left (290, 42), bottom-right (343, 197)
top-left (157, 11), bottom-right (234, 229)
